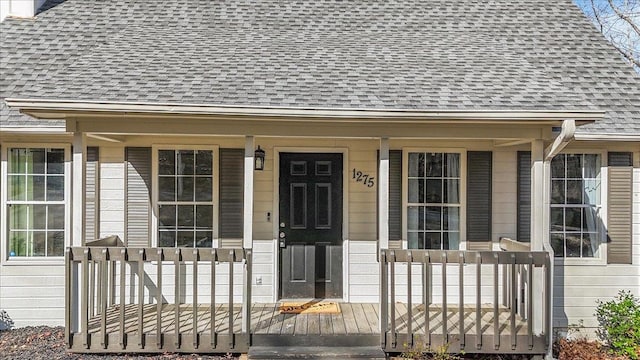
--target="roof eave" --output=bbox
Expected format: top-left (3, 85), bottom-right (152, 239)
top-left (5, 98), bottom-right (605, 124)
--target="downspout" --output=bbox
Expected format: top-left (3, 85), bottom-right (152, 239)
top-left (542, 119), bottom-right (576, 359)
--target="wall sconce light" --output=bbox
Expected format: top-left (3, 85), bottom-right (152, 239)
top-left (254, 146), bottom-right (266, 171)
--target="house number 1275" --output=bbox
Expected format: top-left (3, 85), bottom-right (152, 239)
top-left (352, 169), bottom-right (375, 187)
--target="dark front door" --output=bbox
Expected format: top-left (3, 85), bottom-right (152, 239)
top-left (279, 153), bottom-right (343, 299)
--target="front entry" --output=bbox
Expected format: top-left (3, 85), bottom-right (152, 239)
top-left (279, 153), bottom-right (343, 299)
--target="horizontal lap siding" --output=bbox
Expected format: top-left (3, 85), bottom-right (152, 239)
top-left (100, 147), bottom-right (125, 239)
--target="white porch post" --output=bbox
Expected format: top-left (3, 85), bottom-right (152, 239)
top-left (72, 131), bottom-right (87, 246)
top-left (378, 137), bottom-right (389, 333)
top-left (242, 136), bottom-right (255, 333)
top-left (530, 139), bottom-right (552, 355)
top-left (243, 136), bottom-right (254, 249)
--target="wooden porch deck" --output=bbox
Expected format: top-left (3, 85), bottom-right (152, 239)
top-left (80, 302), bottom-right (530, 353)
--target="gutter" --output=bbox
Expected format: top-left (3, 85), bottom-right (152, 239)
top-left (5, 98), bottom-right (606, 122)
top-left (574, 133), bottom-right (640, 141)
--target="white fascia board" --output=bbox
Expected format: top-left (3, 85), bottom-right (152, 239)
top-left (5, 98), bottom-right (605, 123)
top-left (0, 126), bottom-right (66, 134)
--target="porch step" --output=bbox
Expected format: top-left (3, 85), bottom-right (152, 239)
top-left (248, 346), bottom-right (387, 359)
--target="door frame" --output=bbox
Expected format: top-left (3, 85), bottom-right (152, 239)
top-left (272, 147), bottom-right (350, 301)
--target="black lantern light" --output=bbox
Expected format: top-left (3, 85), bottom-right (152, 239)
top-left (254, 146), bottom-right (266, 170)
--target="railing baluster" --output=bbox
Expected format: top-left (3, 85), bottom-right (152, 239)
top-left (442, 252), bottom-right (448, 342)
top-left (109, 260), bottom-right (116, 307)
top-left (424, 252), bottom-right (431, 347)
top-left (101, 249), bottom-right (108, 349)
top-left (459, 252), bottom-right (465, 349)
top-left (96, 259), bottom-right (102, 316)
top-left (156, 249), bottom-right (163, 349)
top-left (119, 249), bottom-right (126, 350)
top-left (243, 250), bottom-right (252, 338)
top-left (406, 251), bottom-right (413, 348)
top-left (193, 249), bottom-right (199, 349)
top-left (527, 255), bottom-right (534, 350)
top-left (211, 248), bottom-right (217, 349)
top-left (493, 253), bottom-right (500, 350)
top-left (174, 248), bottom-right (181, 349)
top-left (229, 249), bottom-right (235, 349)
top-left (138, 249), bottom-right (145, 349)
top-left (389, 250), bottom-right (396, 348)
top-left (90, 260), bottom-right (95, 318)
top-left (510, 254), bottom-right (517, 350)
top-left (379, 250), bottom-right (388, 349)
top-left (82, 249), bottom-right (90, 349)
top-left (65, 248), bottom-right (73, 349)
top-left (475, 252), bottom-right (482, 350)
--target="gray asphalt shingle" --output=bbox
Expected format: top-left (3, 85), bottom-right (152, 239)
top-left (1, 0), bottom-right (638, 134)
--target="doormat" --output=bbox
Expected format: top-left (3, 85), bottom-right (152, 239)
top-left (278, 301), bottom-right (341, 314)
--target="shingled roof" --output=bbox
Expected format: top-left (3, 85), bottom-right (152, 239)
top-left (1, 0), bottom-right (639, 134)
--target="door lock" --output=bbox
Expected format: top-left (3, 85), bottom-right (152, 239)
top-left (279, 232), bottom-right (286, 239)
top-left (280, 222), bottom-right (286, 228)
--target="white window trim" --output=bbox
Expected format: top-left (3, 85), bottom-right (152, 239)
top-left (552, 149), bottom-right (607, 266)
top-left (151, 145), bottom-right (220, 248)
top-left (401, 147), bottom-right (467, 250)
top-left (1, 143), bottom-right (71, 265)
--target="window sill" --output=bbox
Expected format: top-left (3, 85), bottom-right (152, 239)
top-left (2, 257), bottom-right (65, 266)
top-left (553, 256), bottom-right (606, 266)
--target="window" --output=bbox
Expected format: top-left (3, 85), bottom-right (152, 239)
top-left (407, 152), bottom-right (461, 249)
top-left (7, 148), bottom-right (66, 257)
top-left (550, 153), bottom-right (601, 258)
top-left (157, 149), bottom-right (214, 248)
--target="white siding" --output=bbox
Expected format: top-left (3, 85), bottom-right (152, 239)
top-left (99, 147), bottom-right (125, 239)
top-left (492, 150), bottom-right (518, 241)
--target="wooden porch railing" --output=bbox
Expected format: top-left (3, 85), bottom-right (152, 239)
top-left (65, 246), bottom-right (252, 353)
top-left (379, 249), bottom-right (551, 354)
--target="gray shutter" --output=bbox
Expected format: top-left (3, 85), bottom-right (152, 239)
top-left (517, 151), bottom-right (531, 243)
top-left (607, 152), bottom-right (633, 264)
top-left (466, 151), bottom-right (492, 250)
top-left (125, 147), bottom-right (152, 247)
top-left (219, 148), bottom-right (244, 248)
top-left (84, 147), bottom-right (99, 243)
top-left (389, 150), bottom-right (402, 241)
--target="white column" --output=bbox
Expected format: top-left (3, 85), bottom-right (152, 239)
top-left (243, 136), bottom-right (254, 249)
top-left (378, 137), bottom-right (390, 250)
top-left (72, 131), bottom-right (87, 246)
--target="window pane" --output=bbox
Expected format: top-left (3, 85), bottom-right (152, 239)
top-left (46, 176), bottom-right (65, 201)
top-left (444, 232), bottom-right (459, 250)
top-left (566, 180), bottom-right (583, 204)
top-left (583, 154), bottom-right (600, 179)
top-left (425, 179), bottom-right (442, 203)
top-left (159, 205), bottom-right (176, 228)
top-left (9, 231), bottom-right (27, 256)
top-left (177, 177), bottom-right (194, 202)
top-left (583, 179), bottom-right (600, 205)
top-left (9, 205), bottom-right (28, 230)
top-left (8, 175), bottom-right (25, 201)
top-left (159, 231), bottom-right (176, 247)
top-left (407, 206), bottom-right (420, 230)
top-left (177, 205), bottom-right (194, 228)
top-left (47, 231), bottom-right (64, 256)
top-left (426, 153), bottom-right (442, 177)
top-left (33, 205), bottom-right (47, 229)
top-left (28, 175), bottom-right (45, 201)
top-left (565, 207), bottom-right (581, 231)
top-left (408, 232), bottom-right (420, 249)
top-left (425, 232), bottom-right (442, 249)
top-left (195, 150), bottom-right (213, 175)
top-left (195, 177), bottom-right (212, 201)
top-left (566, 155), bottom-right (582, 178)
top-left (158, 177), bottom-right (175, 201)
top-left (46, 149), bottom-right (64, 174)
top-left (551, 155), bottom-right (564, 178)
top-left (196, 205), bottom-right (213, 229)
top-left (48, 205), bottom-right (65, 229)
top-left (565, 233), bottom-right (581, 257)
top-left (443, 179), bottom-right (459, 203)
top-left (159, 150), bottom-right (175, 175)
top-left (33, 232), bottom-right (46, 256)
top-left (550, 207), bottom-right (564, 232)
top-left (443, 207), bottom-right (459, 231)
top-left (177, 150), bottom-right (194, 175)
top-left (29, 149), bottom-right (46, 174)
top-left (408, 153), bottom-right (422, 177)
top-left (9, 148), bottom-right (26, 173)
top-left (550, 233), bottom-right (564, 257)
top-left (444, 153), bottom-right (460, 177)
top-left (425, 206), bottom-right (441, 230)
top-left (551, 180), bottom-right (564, 204)
top-left (408, 179), bottom-right (420, 203)
top-left (196, 231), bottom-right (212, 248)
top-left (582, 233), bottom-right (597, 257)
top-left (177, 231), bottom-right (194, 247)
top-left (583, 207), bottom-right (598, 232)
